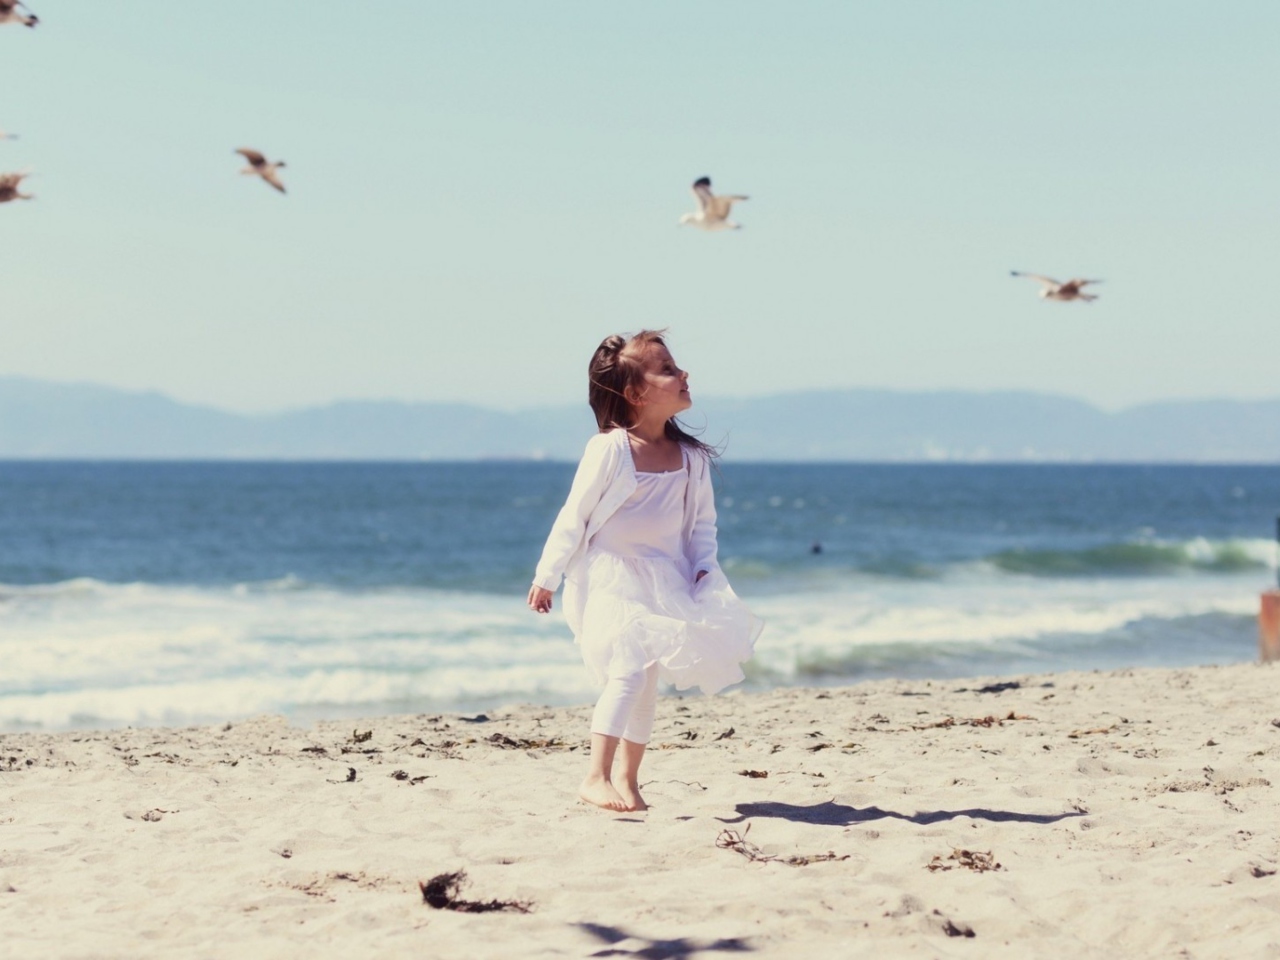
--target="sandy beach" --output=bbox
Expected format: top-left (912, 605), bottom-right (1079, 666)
top-left (2, 661), bottom-right (1278, 959)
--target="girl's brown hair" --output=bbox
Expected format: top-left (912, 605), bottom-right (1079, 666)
top-left (587, 329), bottom-right (719, 459)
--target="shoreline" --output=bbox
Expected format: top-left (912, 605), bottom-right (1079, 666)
top-left (3, 662), bottom-right (1278, 957)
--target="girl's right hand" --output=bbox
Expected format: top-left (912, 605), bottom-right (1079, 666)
top-left (527, 585), bottom-right (554, 613)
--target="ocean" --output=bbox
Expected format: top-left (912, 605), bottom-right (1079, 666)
top-left (1, 461), bottom-right (1276, 731)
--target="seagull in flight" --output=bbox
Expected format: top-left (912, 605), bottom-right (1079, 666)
top-left (235, 148), bottom-right (287, 194)
top-left (0, 171), bottom-right (34, 203)
top-left (1010, 271), bottom-right (1102, 302)
top-left (0, 1), bottom-right (38, 27)
top-left (680, 176), bottom-right (748, 231)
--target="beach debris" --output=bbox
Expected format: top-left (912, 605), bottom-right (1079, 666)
top-left (677, 730), bottom-right (698, 741)
top-left (1010, 271), bottom-right (1102, 302)
top-left (418, 870), bottom-right (532, 913)
top-left (713, 727), bottom-right (736, 741)
top-left (326, 767), bottom-right (358, 783)
top-left (301, 745), bottom-right (327, 755)
top-left (1068, 724), bottom-right (1118, 738)
top-left (235, 148), bottom-right (287, 194)
top-left (390, 769), bottom-right (432, 784)
top-left (884, 894), bottom-right (924, 919)
top-left (915, 711), bottom-right (1033, 731)
top-left (460, 714), bottom-right (491, 724)
top-left (965, 681), bottom-right (1022, 694)
top-left (287, 871), bottom-right (389, 900)
top-left (927, 849), bottom-right (1003, 873)
top-left (929, 910), bottom-right (976, 938)
top-left (738, 769), bottom-right (769, 778)
top-left (679, 176), bottom-right (749, 231)
top-left (0, 1), bottom-right (37, 27)
top-left (1270, 718), bottom-right (1280, 729)
top-left (0, 170), bottom-right (34, 203)
top-left (807, 742), bottom-right (832, 752)
top-left (1151, 773), bottom-right (1270, 796)
top-left (661, 779), bottom-right (707, 791)
top-left (484, 732), bottom-right (564, 750)
top-left (126, 808), bottom-right (177, 822)
top-left (142, 751), bottom-right (186, 765)
top-left (350, 729), bottom-right (373, 743)
top-left (715, 826), bottom-right (848, 866)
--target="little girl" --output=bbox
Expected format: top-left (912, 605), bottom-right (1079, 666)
top-left (528, 330), bottom-right (762, 812)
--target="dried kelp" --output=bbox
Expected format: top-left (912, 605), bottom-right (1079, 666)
top-left (418, 870), bottom-right (532, 914)
top-left (914, 711), bottom-right (1033, 731)
top-left (484, 732), bottom-right (565, 750)
top-left (926, 848), bottom-right (1002, 873)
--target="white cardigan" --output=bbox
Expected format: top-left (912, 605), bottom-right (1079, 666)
top-left (532, 428), bottom-right (720, 594)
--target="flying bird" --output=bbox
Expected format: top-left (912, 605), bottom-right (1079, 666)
top-left (0, 171), bottom-right (34, 203)
top-left (680, 176), bottom-right (748, 231)
top-left (1010, 271), bottom-right (1102, 302)
top-left (0, 129), bottom-right (17, 141)
top-left (235, 148), bottom-right (287, 194)
top-left (0, 1), bottom-right (38, 27)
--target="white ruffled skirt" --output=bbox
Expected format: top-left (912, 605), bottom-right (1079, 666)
top-left (563, 549), bottom-right (763, 695)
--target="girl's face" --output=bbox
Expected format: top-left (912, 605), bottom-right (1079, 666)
top-left (631, 341), bottom-right (692, 418)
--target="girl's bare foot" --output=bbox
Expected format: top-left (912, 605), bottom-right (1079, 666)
top-left (618, 783), bottom-right (648, 812)
top-left (579, 774), bottom-right (627, 811)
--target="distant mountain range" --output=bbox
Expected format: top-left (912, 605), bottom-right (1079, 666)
top-left (1, 376), bottom-right (1277, 462)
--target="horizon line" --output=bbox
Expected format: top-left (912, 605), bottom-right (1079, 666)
top-left (3, 373), bottom-right (1279, 418)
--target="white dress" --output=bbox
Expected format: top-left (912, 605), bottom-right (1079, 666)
top-left (573, 452), bottom-right (762, 695)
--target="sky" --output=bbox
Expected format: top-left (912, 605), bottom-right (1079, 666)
top-left (2, 2), bottom-right (1278, 414)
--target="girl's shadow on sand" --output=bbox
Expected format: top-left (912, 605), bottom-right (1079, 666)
top-left (717, 800), bottom-right (1085, 826)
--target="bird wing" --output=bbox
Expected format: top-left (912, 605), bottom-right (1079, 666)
top-left (1067, 278), bottom-right (1103, 287)
top-left (1010, 271), bottom-right (1061, 288)
top-left (262, 170), bottom-right (286, 194)
top-left (709, 194), bottom-right (747, 218)
top-left (0, 172), bottom-right (23, 188)
top-left (691, 177), bottom-right (714, 214)
top-left (236, 148), bottom-right (266, 167)
top-left (0, 1), bottom-right (15, 14)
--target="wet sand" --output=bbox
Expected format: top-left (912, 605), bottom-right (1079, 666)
top-left (2, 662), bottom-right (1278, 958)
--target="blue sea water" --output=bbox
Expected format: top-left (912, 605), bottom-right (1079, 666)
top-left (1, 461), bottom-right (1276, 731)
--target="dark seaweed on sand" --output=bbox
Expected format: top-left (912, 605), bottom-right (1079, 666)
top-left (419, 870), bottom-right (533, 913)
top-left (927, 848), bottom-right (1003, 873)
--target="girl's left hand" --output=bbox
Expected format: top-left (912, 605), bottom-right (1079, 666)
top-left (527, 585), bottom-right (554, 613)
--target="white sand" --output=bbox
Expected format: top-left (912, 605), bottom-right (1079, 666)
top-left (3, 662), bottom-right (1278, 959)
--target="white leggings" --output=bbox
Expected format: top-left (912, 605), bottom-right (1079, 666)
top-left (590, 663), bottom-right (660, 744)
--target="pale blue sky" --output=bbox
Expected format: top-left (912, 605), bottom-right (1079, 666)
top-left (2, 2), bottom-right (1277, 413)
